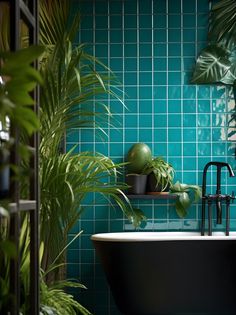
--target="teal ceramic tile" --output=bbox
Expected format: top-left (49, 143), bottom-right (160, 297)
top-left (139, 128), bottom-right (153, 142)
top-left (124, 14), bottom-right (137, 29)
top-left (110, 30), bottom-right (123, 43)
top-left (125, 128), bottom-right (138, 142)
top-left (183, 15), bottom-right (196, 28)
top-left (110, 44), bottom-right (123, 57)
top-left (139, 57), bottom-right (152, 71)
top-left (154, 86), bottom-right (167, 99)
top-left (183, 143), bottom-right (197, 156)
top-left (81, 30), bottom-right (94, 42)
top-left (183, 43), bottom-right (195, 56)
top-left (139, 72), bottom-right (152, 85)
top-left (168, 43), bottom-right (181, 56)
top-left (95, 30), bottom-right (108, 43)
top-left (139, 100), bottom-right (152, 113)
top-left (139, 114), bottom-right (152, 128)
top-left (183, 99), bottom-right (196, 113)
top-left (139, 14), bottom-right (152, 28)
top-left (168, 142), bottom-right (182, 156)
top-left (183, 57), bottom-right (195, 71)
top-left (197, 128), bottom-right (211, 142)
top-left (183, 0), bottom-right (196, 13)
top-left (139, 43), bottom-right (152, 57)
top-left (124, 30), bottom-right (137, 43)
top-left (168, 128), bottom-right (181, 142)
top-left (154, 100), bottom-right (167, 113)
top-left (154, 43), bottom-right (167, 56)
top-left (109, 1), bottom-right (122, 14)
top-left (124, 43), bottom-right (137, 57)
top-left (168, 99), bottom-right (181, 113)
top-left (183, 29), bottom-right (196, 42)
top-left (139, 0), bottom-right (152, 14)
top-left (154, 29), bottom-right (167, 42)
top-left (168, 72), bottom-right (181, 85)
top-left (124, 0), bottom-right (137, 14)
top-left (81, 15), bottom-right (93, 29)
top-left (183, 86), bottom-right (196, 98)
top-left (198, 141), bottom-right (211, 156)
top-left (139, 29), bottom-right (152, 43)
top-left (153, 0), bottom-right (166, 14)
top-left (110, 15), bottom-right (122, 29)
top-left (109, 58), bottom-right (123, 71)
top-left (197, 13), bottom-right (208, 27)
top-left (183, 128), bottom-right (196, 142)
top-left (95, 15), bottom-right (108, 29)
top-left (124, 58), bottom-right (137, 71)
top-left (154, 128), bottom-right (167, 142)
top-left (168, 14), bottom-right (181, 28)
top-left (95, 143), bottom-right (108, 155)
top-left (154, 71), bottom-right (167, 85)
top-left (169, 58), bottom-right (181, 71)
top-left (124, 72), bottom-right (137, 85)
top-left (169, 0), bottom-right (181, 13)
top-left (197, 86), bottom-right (211, 99)
top-left (153, 143), bottom-right (167, 156)
top-left (154, 114), bottom-right (167, 127)
top-left (198, 113), bottom-right (211, 127)
top-left (169, 29), bottom-right (181, 42)
top-left (154, 57), bottom-right (167, 71)
top-left (197, 27), bottom-right (208, 41)
top-left (168, 86), bottom-right (181, 99)
top-left (139, 86), bottom-right (152, 99)
top-left (153, 14), bottom-right (167, 28)
top-left (168, 114), bottom-right (181, 127)
top-left (125, 86), bottom-right (138, 99)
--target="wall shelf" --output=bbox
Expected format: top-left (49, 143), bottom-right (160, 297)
top-left (9, 200), bottom-right (37, 213)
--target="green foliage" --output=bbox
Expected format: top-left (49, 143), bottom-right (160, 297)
top-left (39, 0), bottom-right (144, 278)
top-left (170, 181), bottom-right (202, 218)
top-left (142, 157), bottom-right (174, 191)
top-left (0, 46), bottom-right (43, 313)
top-left (18, 215), bottom-right (92, 315)
top-left (191, 0), bottom-right (236, 146)
top-left (40, 149), bottom-right (138, 268)
top-left (0, 46), bottom-right (43, 135)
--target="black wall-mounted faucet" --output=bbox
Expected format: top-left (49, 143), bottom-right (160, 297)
top-left (201, 162), bottom-right (235, 236)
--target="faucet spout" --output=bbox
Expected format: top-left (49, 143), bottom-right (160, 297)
top-left (226, 163), bottom-right (235, 178)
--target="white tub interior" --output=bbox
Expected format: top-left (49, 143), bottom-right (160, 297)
top-left (91, 231), bottom-right (236, 242)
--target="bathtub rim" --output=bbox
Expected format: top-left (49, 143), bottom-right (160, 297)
top-left (91, 231), bottom-right (236, 242)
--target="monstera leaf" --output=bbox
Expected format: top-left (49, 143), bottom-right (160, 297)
top-left (191, 44), bottom-right (236, 85)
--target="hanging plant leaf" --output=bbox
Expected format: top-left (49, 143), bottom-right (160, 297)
top-left (191, 44), bottom-right (234, 84)
top-left (208, 0), bottom-right (236, 47)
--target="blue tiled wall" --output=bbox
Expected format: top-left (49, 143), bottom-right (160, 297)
top-left (67, 1), bottom-right (236, 314)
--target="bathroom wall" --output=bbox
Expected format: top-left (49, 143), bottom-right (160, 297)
top-left (67, 1), bottom-right (236, 314)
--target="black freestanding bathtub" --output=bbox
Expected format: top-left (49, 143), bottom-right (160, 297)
top-left (91, 232), bottom-right (236, 315)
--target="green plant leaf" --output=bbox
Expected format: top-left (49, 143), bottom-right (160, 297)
top-left (191, 44), bottom-right (234, 84)
top-left (208, 0), bottom-right (236, 47)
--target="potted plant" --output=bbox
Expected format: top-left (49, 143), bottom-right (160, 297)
top-left (142, 157), bottom-right (174, 193)
top-left (125, 143), bottom-right (152, 194)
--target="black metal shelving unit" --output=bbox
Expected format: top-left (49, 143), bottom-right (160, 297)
top-left (0, 0), bottom-right (40, 314)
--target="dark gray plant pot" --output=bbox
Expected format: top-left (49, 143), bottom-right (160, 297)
top-left (126, 174), bottom-right (147, 195)
top-left (146, 172), bottom-right (169, 192)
